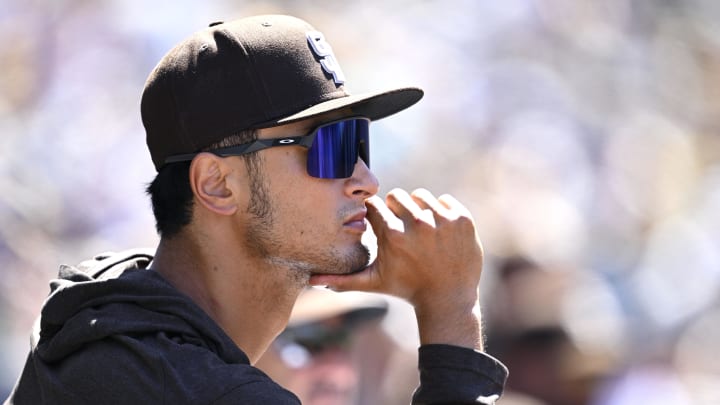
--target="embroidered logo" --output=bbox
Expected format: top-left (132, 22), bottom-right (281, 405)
top-left (306, 31), bottom-right (346, 85)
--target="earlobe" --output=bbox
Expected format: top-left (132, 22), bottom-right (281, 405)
top-left (189, 153), bottom-right (238, 216)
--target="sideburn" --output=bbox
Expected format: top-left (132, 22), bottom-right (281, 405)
top-left (242, 152), bottom-right (278, 259)
top-left (244, 152), bottom-right (273, 221)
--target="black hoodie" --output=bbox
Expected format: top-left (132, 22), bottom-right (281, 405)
top-left (4, 250), bottom-right (507, 404)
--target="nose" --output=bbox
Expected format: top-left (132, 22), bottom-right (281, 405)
top-left (345, 159), bottom-right (379, 198)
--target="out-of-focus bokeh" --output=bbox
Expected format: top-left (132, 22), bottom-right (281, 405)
top-left (2, 0), bottom-right (719, 404)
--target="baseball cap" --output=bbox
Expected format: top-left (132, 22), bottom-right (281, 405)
top-left (141, 14), bottom-right (424, 171)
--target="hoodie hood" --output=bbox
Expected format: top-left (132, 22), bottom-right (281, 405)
top-left (33, 249), bottom-right (247, 365)
top-left (6, 249), bottom-right (301, 404)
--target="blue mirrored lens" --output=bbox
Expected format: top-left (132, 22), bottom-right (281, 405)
top-left (307, 119), bottom-right (369, 178)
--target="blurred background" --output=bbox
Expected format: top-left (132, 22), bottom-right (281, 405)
top-left (2, 0), bottom-right (719, 404)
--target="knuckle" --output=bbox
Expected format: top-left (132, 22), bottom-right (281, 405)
top-left (385, 223), bottom-right (405, 242)
top-left (413, 210), bottom-right (436, 229)
top-left (455, 213), bottom-right (476, 231)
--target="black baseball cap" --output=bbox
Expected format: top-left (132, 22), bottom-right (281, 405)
top-left (141, 14), bottom-right (424, 171)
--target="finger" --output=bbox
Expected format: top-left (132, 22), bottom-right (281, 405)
top-left (366, 196), bottom-right (404, 235)
top-left (438, 193), bottom-right (473, 218)
top-left (411, 188), bottom-right (451, 218)
top-left (308, 266), bottom-right (378, 292)
top-left (385, 188), bottom-right (427, 226)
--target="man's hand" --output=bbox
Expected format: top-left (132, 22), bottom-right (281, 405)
top-left (309, 188), bottom-right (485, 350)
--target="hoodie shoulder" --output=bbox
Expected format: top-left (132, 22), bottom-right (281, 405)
top-left (8, 250), bottom-right (300, 404)
top-left (39, 330), bottom-right (298, 404)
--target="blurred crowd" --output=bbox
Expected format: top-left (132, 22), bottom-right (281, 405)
top-left (2, 0), bottom-right (719, 403)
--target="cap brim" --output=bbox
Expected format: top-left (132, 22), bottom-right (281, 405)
top-left (288, 288), bottom-right (388, 327)
top-left (262, 87), bottom-right (423, 128)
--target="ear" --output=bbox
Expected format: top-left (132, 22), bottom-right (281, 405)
top-left (188, 153), bottom-right (238, 216)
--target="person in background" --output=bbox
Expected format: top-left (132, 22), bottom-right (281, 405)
top-left (485, 257), bottom-right (612, 405)
top-left (257, 288), bottom-right (392, 405)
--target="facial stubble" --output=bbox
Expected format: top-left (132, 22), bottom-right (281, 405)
top-left (243, 155), bottom-right (370, 279)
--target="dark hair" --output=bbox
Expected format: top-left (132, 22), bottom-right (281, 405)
top-left (146, 130), bottom-right (258, 238)
top-left (146, 161), bottom-right (194, 238)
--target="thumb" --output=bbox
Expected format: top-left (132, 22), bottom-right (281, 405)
top-left (308, 264), bottom-right (379, 292)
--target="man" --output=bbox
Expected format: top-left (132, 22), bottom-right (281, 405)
top-left (256, 288), bottom-right (391, 405)
top-left (5, 15), bottom-right (507, 404)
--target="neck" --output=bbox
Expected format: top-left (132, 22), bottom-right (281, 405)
top-left (151, 230), bottom-right (306, 364)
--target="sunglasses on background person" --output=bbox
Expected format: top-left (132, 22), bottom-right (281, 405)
top-left (272, 307), bottom-right (387, 369)
top-left (164, 117), bottom-right (370, 179)
top-left (273, 321), bottom-right (353, 369)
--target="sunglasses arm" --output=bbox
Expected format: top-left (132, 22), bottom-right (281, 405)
top-left (218, 134), bottom-right (316, 154)
top-left (162, 135), bottom-right (313, 165)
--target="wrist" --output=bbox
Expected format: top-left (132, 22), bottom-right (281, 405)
top-left (415, 299), bottom-right (484, 351)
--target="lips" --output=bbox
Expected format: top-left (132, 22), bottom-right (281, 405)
top-left (343, 210), bottom-right (367, 232)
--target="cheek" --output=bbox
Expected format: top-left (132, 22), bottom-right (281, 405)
top-left (273, 183), bottom-right (342, 240)
top-left (276, 148), bottom-right (307, 176)
top-left (263, 149), bottom-right (342, 231)
top-left (280, 191), bottom-right (333, 230)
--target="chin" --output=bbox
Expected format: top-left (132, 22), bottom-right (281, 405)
top-left (347, 244), bottom-right (371, 273)
top-left (317, 244), bottom-right (370, 276)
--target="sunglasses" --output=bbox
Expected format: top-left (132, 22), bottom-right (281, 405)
top-left (164, 117), bottom-right (370, 179)
top-left (288, 325), bottom-right (352, 355)
top-left (275, 325), bottom-right (353, 369)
